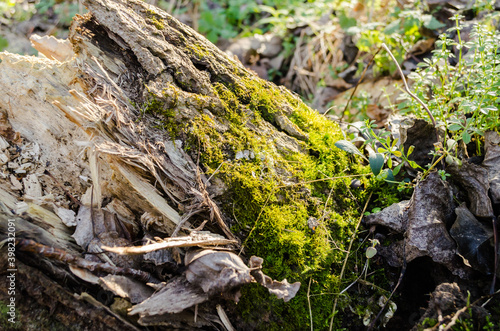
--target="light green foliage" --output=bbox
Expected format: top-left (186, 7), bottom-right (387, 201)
top-left (197, 0), bottom-right (259, 43)
top-left (35, 0), bottom-right (80, 26)
top-left (0, 36), bottom-right (8, 51)
top-left (347, 3), bottom-right (443, 76)
top-left (401, 15), bottom-right (500, 154)
top-left (158, 0), bottom-right (339, 43)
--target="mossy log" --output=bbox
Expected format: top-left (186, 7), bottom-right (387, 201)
top-left (0, 0), bottom-right (369, 329)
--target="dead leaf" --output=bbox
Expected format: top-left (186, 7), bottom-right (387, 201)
top-left (99, 275), bottom-right (154, 304)
top-left (365, 200), bottom-right (410, 233)
top-left (448, 162), bottom-right (494, 218)
top-left (367, 173), bottom-right (467, 277)
top-left (249, 256), bottom-right (301, 302)
top-left (405, 172), bottom-right (457, 265)
top-left (450, 204), bottom-right (493, 273)
top-left (185, 249), bottom-right (254, 300)
top-left (401, 118), bottom-right (438, 169)
top-left (69, 265), bottom-right (100, 284)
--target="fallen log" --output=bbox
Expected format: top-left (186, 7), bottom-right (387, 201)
top-left (0, 0), bottom-right (367, 329)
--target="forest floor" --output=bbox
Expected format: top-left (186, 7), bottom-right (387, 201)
top-left (1, 0), bottom-right (500, 330)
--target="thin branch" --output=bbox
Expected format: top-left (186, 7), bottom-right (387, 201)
top-left (16, 239), bottom-right (159, 283)
top-left (339, 47), bottom-right (382, 121)
top-left (491, 215), bottom-right (498, 294)
top-left (102, 232), bottom-right (237, 255)
top-left (307, 278), bottom-right (314, 331)
top-left (381, 43), bottom-right (436, 128)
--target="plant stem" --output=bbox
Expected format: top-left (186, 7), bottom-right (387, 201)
top-left (340, 47), bottom-right (381, 121)
top-left (328, 192), bottom-right (372, 331)
top-left (381, 43), bottom-right (436, 128)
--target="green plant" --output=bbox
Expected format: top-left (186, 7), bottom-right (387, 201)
top-left (335, 120), bottom-right (419, 186)
top-left (344, 1), bottom-right (445, 76)
top-left (401, 15), bottom-right (500, 155)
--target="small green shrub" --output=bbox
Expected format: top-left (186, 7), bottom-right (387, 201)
top-left (401, 15), bottom-right (500, 154)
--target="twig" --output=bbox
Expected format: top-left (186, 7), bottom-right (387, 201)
top-left (204, 161), bottom-right (225, 185)
top-left (307, 278), bottom-right (314, 331)
top-left (278, 174), bottom-right (370, 188)
top-left (381, 43), bottom-right (436, 128)
top-left (101, 232), bottom-right (237, 255)
top-left (329, 192), bottom-right (372, 331)
top-left (339, 259), bottom-right (369, 295)
top-left (171, 208), bottom-right (203, 237)
top-left (216, 304), bottom-right (236, 331)
top-left (340, 47), bottom-right (382, 121)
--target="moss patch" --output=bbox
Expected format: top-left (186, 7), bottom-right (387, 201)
top-left (143, 71), bottom-right (377, 329)
top-left (144, 9), bottom-right (165, 30)
top-left (0, 300), bottom-right (22, 330)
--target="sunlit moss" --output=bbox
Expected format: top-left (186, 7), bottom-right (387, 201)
top-left (143, 71), bottom-right (372, 329)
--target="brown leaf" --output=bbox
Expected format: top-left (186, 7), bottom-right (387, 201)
top-left (99, 275), bottom-right (154, 304)
top-left (185, 250), bottom-right (254, 300)
top-left (249, 256), bottom-right (301, 302)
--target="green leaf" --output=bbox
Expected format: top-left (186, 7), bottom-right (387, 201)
top-left (391, 138), bottom-right (399, 147)
top-left (422, 15), bottom-right (446, 30)
top-left (369, 153), bottom-right (385, 176)
top-left (338, 11), bottom-right (357, 30)
top-left (448, 124), bottom-right (462, 132)
top-left (366, 247), bottom-right (377, 259)
top-left (408, 160), bottom-right (419, 169)
top-left (446, 139), bottom-right (457, 150)
top-left (383, 168), bottom-right (395, 182)
top-left (407, 145), bottom-right (415, 156)
top-left (392, 150), bottom-right (402, 157)
top-left (335, 140), bottom-right (367, 160)
top-left (377, 147), bottom-right (387, 153)
top-left (384, 19), bottom-right (401, 35)
top-left (462, 131), bottom-right (471, 144)
top-left (393, 163), bottom-right (403, 176)
top-left (0, 36), bottom-right (8, 52)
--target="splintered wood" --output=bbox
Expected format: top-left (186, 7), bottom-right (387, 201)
top-left (102, 231), bottom-right (237, 255)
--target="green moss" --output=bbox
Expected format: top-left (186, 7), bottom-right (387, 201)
top-left (144, 9), bottom-right (165, 30)
top-left (185, 43), bottom-right (210, 59)
top-left (0, 300), bottom-right (22, 329)
top-left (143, 90), bottom-right (181, 138)
top-left (141, 72), bottom-right (377, 329)
top-left (199, 76), bottom-right (370, 329)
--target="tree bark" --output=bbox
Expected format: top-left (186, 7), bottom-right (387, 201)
top-left (0, 0), bottom-right (364, 329)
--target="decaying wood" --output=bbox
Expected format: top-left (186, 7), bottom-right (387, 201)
top-left (0, 0), bottom-right (338, 328)
top-left (102, 231), bottom-right (237, 255)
